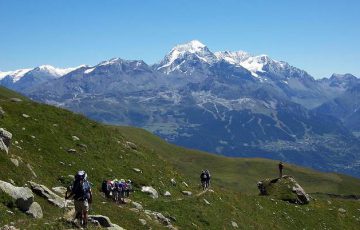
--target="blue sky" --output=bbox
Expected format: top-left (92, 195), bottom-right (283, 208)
top-left (0, 0), bottom-right (359, 78)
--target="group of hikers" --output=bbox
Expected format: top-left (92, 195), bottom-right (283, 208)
top-left (65, 163), bottom-right (283, 228)
top-left (101, 179), bottom-right (133, 203)
top-left (64, 171), bottom-right (133, 228)
top-left (200, 169), bottom-right (211, 190)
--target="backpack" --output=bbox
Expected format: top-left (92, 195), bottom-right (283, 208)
top-left (72, 172), bottom-right (91, 201)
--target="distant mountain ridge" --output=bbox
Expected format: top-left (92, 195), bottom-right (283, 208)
top-left (1, 40), bottom-right (360, 177)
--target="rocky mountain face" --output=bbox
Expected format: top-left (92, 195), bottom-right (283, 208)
top-left (1, 40), bottom-right (360, 177)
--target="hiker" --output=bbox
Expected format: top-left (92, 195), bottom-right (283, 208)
top-left (65, 170), bottom-right (92, 228)
top-left (205, 169), bottom-right (211, 189)
top-left (200, 170), bottom-right (207, 190)
top-left (124, 180), bottom-right (132, 197)
top-left (278, 162), bottom-right (284, 178)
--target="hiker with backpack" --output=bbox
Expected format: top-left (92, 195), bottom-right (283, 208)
top-left (200, 170), bottom-right (207, 190)
top-left (205, 169), bottom-right (211, 189)
top-left (278, 162), bottom-right (284, 178)
top-left (65, 170), bottom-right (92, 228)
top-left (124, 179), bottom-right (132, 197)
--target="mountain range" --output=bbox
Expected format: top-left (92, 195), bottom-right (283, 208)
top-left (1, 40), bottom-right (360, 177)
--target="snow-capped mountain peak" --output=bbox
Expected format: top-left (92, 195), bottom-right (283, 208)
top-left (0, 68), bottom-right (32, 81)
top-left (172, 40), bottom-right (207, 54)
top-left (0, 65), bottom-right (84, 83)
top-left (156, 40), bottom-right (218, 74)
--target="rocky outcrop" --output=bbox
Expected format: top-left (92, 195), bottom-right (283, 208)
top-left (141, 186), bottom-right (158, 199)
top-left (144, 210), bottom-right (177, 230)
top-left (26, 202), bottom-right (43, 219)
top-left (52, 186), bottom-right (67, 196)
top-left (0, 128), bottom-right (12, 154)
top-left (0, 180), bottom-right (34, 211)
top-left (124, 141), bottom-right (138, 150)
top-left (28, 181), bottom-right (65, 208)
top-left (88, 215), bottom-right (125, 230)
top-left (257, 175), bottom-right (310, 204)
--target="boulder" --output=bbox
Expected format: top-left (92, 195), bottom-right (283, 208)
top-left (0, 180), bottom-right (34, 211)
top-left (182, 191), bottom-right (192, 196)
top-left (125, 141), bottom-right (138, 150)
top-left (10, 98), bottom-right (22, 102)
top-left (28, 181), bottom-right (65, 208)
top-left (67, 149), bottom-right (77, 154)
top-left (257, 176), bottom-right (310, 204)
top-left (141, 186), bottom-right (158, 199)
top-left (139, 218), bottom-right (147, 225)
top-left (22, 114), bottom-right (30, 118)
top-left (132, 201), bottom-right (143, 211)
top-left (338, 208), bottom-right (346, 214)
top-left (88, 215), bottom-right (125, 229)
top-left (133, 168), bottom-right (142, 173)
top-left (164, 191), bottom-right (171, 197)
top-left (52, 186), bottom-right (67, 196)
top-left (0, 128), bottom-right (12, 154)
top-left (231, 221), bottom-right (239, 228)
top-left (26, 202), bottom-right (43, 219)
top-left (71, 136), bottom-right (80, 141)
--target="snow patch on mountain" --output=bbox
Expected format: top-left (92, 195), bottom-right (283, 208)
top-left (0, 69), bottom-right (32, 81)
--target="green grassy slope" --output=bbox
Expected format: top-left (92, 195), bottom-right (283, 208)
top-left (116, 126), bottom-right (360, 195)
top-left (1, 86), bottom-right (360, 230)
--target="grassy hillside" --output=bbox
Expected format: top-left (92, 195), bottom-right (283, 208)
top-left (117, 126), bottom-right (360, 195)
top-left (1, 86), bottom-right (360, 230)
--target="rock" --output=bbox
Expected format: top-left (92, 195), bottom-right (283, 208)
top-left (203, 199), bottom-right (210, 205)
top-left (129, 208), bottom-right (140, 213)
top-left (0, 128), bottom-right (12, 154)
top-left (155, 212), bottom-right (171, 225)
top-left (133, 168), bottom-right (142, 173)
top-left (182, 181), bottom-right (189, 187)
top-left (139, 218), bottom-right (147, 225)
top-left (26, 202), bottom-right (43, 219)
top-left (10, 158), bottom-right (19, 167)
top-left (26, 164), bottom-right (37, 178)
top-left (0, 225), bottom-right (19, 230)
top-left (67, 149), bottom-right (77, 153)
top-left (76, 143), bottom-right (88, 149)
top-left (171, 178), bottom-right (176, 186)
top-left (71, 136), bottom-right (80, 141)
top-left (164, 191), bottom-right (171, 197)
top-left (0, 106), bottom-right (4, 118)
top-left (141, 186), bottom-right (159, 199)
top-left (10, 98), bottom-right (22, 102)
top-left (52, 186), bottom-right (67, 196)
top-left (28, 181), bottom-right (65, 208)
top-left (125, 141), bottom-right (138, 150)
top-left (88, 215), bottom-right (124, 229)
top-left (22, 114), bottom-right (30, 118)
top-left (231, 221), bottom-right (239, 228)
top-left (338, 208), bottom-right (346, 214)
top-left (8, 179), bottom-right (15, 185)
top-left (0, 180), bottom-right (34, 211)
top-left (132, 201), bottom-right (143, 211)
top-left (257, 176), bottom-right (310, 204)
top-left (182, 191), bottom-right (192, 196)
